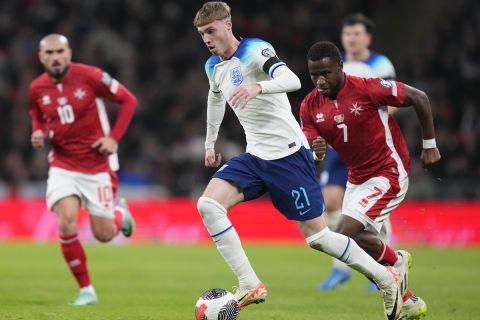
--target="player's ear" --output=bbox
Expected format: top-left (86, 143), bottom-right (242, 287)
top-left (366, 33), bottom-right (372, 47)
top-left (224, 17), bottom-right (232, 30)
top-left (38, 51), bottom-right (45, 64)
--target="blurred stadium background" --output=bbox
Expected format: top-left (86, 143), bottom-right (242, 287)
top-left (1, 0), bottom-right (479, 200)
top-left (1, 0), bottom-right (479, 248)
top-left (0, 0), bottom-right (478, 243)
top-left (0, 1), bottom-right (479, 319)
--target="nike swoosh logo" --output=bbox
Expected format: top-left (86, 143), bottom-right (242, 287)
top-left (387, 290), bottom-right (399, 320)
top-left (237, 293), bottom-right (248, 302)
top-left (299, 208), bottom-right (312, 215)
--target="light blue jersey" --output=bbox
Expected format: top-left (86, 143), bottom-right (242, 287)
top-left (342, 51), bottom-right (396, 80)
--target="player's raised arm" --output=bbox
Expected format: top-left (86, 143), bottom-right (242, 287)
top-left (229, 44), bottom-right (301, 109)
top-left (258, 66), bottom-right (301, 94)
top-left (401, 85), bottom-right (441, 168)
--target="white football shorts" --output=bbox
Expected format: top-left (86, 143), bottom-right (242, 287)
top-left (46, 167), bottom-right (116, 218)
top-left (342, 175), bottom-right (409, 234)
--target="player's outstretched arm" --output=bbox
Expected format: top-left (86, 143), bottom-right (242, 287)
top-left (258, 66), bottom-right (301, 95)
top-left (229, 66), bottom-right (301, 109)
top-left (402, 85), bottom-right (441, 168)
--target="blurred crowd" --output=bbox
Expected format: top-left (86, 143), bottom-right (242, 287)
top-left (0, 0), bottom-right (478, 199)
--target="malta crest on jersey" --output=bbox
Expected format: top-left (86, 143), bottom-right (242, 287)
top-left (334, 114), bottom-right (344, 123)
top-left (57, 96), bottom-right (68, 106)
top-left (42, 95), bottom-right (51, 105)
top-left (230, 66), bottom-right (243, 86)
top-left (316, 113), bottom-right (325, 123)
top-left (380, 79), bottom-right (392, 88)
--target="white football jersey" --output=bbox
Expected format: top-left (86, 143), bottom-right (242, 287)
top-left (342, 51), bottom-right (396, 79)
top-left (343, 61), bottom-right (376, 78)
top-left (205, 38), bottom-right (307, 160)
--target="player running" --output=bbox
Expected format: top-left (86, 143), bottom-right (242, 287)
top-left (301, 41), bottom-right (440, 320)
top-left (194, 2), bottom-right (403, 319)
top-left (320, 13), bottom-right (398, 292)
top-left (28, 34), bottom-right (136, 306)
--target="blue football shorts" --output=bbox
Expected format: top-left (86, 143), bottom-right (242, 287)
top-left (213, 146), bottom-right (325, 221)
top-left (319, 147), bottom-right (348, 188)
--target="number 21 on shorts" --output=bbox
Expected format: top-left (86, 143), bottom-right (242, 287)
top-left (291, 187), bottom-right (312, 215)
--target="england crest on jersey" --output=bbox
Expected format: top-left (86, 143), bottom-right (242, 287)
top-left (230, 67), bottom-right (243, 86)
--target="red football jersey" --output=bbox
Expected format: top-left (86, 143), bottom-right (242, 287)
top-left (29, 63), bottom-right (136, 173)
top-left (300, 74), bottom-right (410, 184)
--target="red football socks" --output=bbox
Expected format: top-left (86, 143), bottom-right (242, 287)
top-left (114, 209), bottom-right (123, 234)
top-left (60, 233), bottom-right (90, 288)
top-left (403, 289), bottom-right (414, 302)
top-left (376, 240), bottom-right (398, 266)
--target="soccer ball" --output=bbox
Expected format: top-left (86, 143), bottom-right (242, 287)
top-left (194, 288), bottom-right (239, 320)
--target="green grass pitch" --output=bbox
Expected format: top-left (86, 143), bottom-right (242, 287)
top-left (0, 243), bottom-right (478, 319)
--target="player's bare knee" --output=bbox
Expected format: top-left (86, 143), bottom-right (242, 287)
top-left (58, 218), bottom-right (77, 235)
top-left (92, 229), bottom-right (114, 243)
top-left (90, 220), bottom-right (115, 242)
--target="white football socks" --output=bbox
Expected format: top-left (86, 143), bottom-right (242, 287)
top-left (325, 209), bottom-right (350, 272)
top-left (306, 228), bottom-right (392, 288)
top-left (197, 197), bottom-right (260, 289)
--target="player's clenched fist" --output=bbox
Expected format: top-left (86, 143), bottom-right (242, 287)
top-left (311, 136), bottom-right (327, 160)
top-left (205, 148), bottom-right (222, 167)
top-left (420, 147), bottom-right (441, 169)
top-left (31, 130), bottom-right (45, 149)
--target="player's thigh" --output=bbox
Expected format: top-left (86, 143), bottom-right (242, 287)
top-left (46, 167), bottom-right (82, 211)
top-left (75, 171), bottom-right (115, 219)
top-left (265, 147), bottom-right (325, 220)
top-left (52, 195), bottom-right (81, 235)
top-left (206, 153), bottom-right (267, 210)
top-left (202, 178), bottom-right (244, 210)
top-left (90, 215), bottom-right (116, 242)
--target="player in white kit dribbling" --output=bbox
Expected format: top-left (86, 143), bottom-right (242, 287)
top-left (193, 2), bottom-right (403, 319)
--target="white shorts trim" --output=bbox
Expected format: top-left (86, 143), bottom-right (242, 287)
top-left (342, 175), bottom-right (408, 234)
top-left (46, 167), bottom-right (115, 218)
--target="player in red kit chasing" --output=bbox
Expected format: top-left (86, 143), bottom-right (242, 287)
top-left (300, 41), bottom-right (440, 320)
top-left (28, 34), bottom-right (137, 306)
